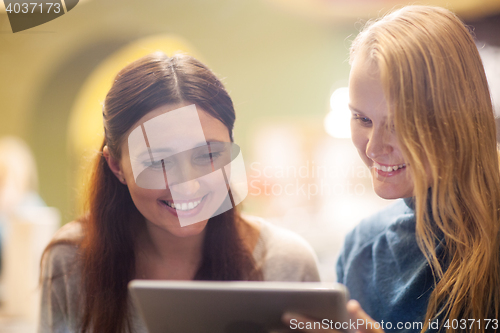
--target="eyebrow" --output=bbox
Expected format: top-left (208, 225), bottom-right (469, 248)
top-left (137, 148), bottom-right (173, 161)
top-left (136, 140), bottom-right (228, 160)
top-left (349, 105), bottom-right (391, 123)
top-left (348, 105), bottom-right (365, 114)
top-left (205, 139), bottom-right (227, 144)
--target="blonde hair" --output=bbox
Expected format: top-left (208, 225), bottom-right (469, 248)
top-left (351, 6), bottom-right (500, 332)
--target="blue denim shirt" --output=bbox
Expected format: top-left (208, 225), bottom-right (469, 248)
top-left (337, 198), bottom-right (444, 332)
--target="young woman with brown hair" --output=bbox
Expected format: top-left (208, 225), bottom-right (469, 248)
top-left (284, 5), bottom-right (500, 333)
top-left (39, 53), bottom-right (320, 333)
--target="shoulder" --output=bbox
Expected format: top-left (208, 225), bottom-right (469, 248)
top-left (345, 199), bottom-right (413, 248)
top-left (244, 215), bottom-right (315, 256)
top-left (244, 215), bottom-right (320, 282)
top-left (337, 199), bottom-right (415, 279)
top-left (39, 222), bottom-right (83, 332)
top-left (51, 220), bottom-right (84, 243)
top-left (41, 221), bottom-right (83, 280)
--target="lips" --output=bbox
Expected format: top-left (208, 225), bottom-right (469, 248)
top-left (157, 194), bottom-right (209, 218)
top-left (372, 162), bottom-right (406, 172)
top-left (372, 161), bottom-right (407, 177)
top-left (161, 198), bottom-right (203, 211)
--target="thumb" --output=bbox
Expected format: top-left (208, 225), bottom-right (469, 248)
top-left (346, 300), bottom-right (385, 333)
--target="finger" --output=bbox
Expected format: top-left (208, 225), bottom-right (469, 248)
top-left (346, 300), bottom-right (385, 333)
top-left (282, 312), bottom-right (338, 333)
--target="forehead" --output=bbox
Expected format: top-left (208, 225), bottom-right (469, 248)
top-left (126, 103), bottom-right (229, 159)
top-left (348, 55), bottom-right (388, 119)
top-left (130, 102), bottom-right (229, 138)
top-left (131, 103), bottom-right (224, 131)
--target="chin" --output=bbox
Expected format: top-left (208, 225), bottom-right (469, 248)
top-left (164, 219), bottom-right (209, 238)
top-left (374, 191), bottom-right (401, 200)
top-left (373, 184), bottom-right (412, 200)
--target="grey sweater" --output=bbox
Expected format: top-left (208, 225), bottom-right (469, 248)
top-left (38, 217), bottom-right (320, 333)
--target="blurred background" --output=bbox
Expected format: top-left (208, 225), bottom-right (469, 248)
top-left (0, 0), bottom-right (499, 331)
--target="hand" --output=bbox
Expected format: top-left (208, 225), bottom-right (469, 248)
top-left (281, 300), bottom-right (385, 333)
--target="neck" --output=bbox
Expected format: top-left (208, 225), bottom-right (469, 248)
top-left (136, 220), bottom-right (207, 280)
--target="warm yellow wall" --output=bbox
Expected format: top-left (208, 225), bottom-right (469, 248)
top-left (266, 0), bottom-right (500, 22)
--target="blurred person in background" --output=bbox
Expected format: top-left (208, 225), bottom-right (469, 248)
top-left (0, 136), bottom-right (46, 272)
top-left (39, 53), bottom-right (320, 333)
top-left (284, 5), bottom-right (500, 333)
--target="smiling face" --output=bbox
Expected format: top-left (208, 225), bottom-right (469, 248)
top-left (116, 103), bottom-right (232, 238)
top-left (349, 55), bottom-right (415, 199)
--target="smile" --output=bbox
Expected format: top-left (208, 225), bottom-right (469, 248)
top-left (161, 197), bottom-right (204, 211)
top-left (373, 162), bottom-right (406, 172)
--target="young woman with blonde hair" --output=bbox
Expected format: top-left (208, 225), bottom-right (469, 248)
top-left (285, 5), bottom-right (500, 333)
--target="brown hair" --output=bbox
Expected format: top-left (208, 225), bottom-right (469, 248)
top-left (351, 6), bottom-right (500, 333)
top-left (43, 53), bottom-right (261, 333)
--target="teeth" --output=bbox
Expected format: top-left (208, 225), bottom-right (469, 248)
top-left (373, 163), bottom-right (406, 172)
top-left (164, 198), bottom-right (202, 211)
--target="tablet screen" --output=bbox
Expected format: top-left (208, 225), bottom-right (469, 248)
top-left (129, 280), bottom-right (351, 333)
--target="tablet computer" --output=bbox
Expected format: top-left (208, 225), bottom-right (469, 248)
top-left (129, 280), bottom-right (351, 333)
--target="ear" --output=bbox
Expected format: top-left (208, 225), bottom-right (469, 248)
top-left (103, 146), bottom-right (127, 185)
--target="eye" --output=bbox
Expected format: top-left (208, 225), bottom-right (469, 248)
top-left (194, 152), bottom-right (222, 165)
top-left (209, 152), bottom-right (222, 159)
top-left (352, 114), bottom-right (372, 127)
top-left (145, 158), bottom-right (174, 170)
top-left (146, 160), bottom-right (163, 169)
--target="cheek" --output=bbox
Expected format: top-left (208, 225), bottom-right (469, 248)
top-left (350, 123), bottom-right (368, 154)
top-left (128, 184), bottom-right (162, 205)
top-left (199, 171), bottom-right (228, 192)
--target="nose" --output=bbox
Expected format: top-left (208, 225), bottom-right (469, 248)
top-left (166, 155), bottom-right (202, 195)
top-left (365, 126), bottom-right (393, 159)
top-left (170, 179), bottom-right (200, 197)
